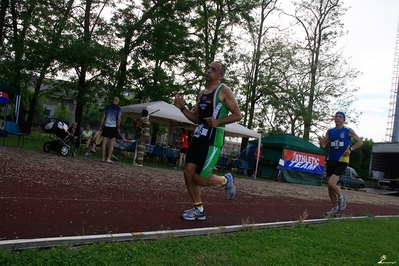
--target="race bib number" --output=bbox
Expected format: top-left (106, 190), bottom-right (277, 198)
top-left (330, 139), bottom-right (344, 149)
top-left (194, 124), bottom-right (210, 140)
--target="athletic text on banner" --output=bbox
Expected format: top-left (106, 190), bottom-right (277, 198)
top-left (282, 149), bottom-right (325, 175)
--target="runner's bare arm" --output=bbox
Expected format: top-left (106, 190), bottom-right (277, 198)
top-left (174, 93), bottom-right (200, 124)
top-left (319, 131), bottom-right (329, 149)
top-left (349, 128), bottom-right (363, 151)
top-left (99, 114), bottom-right (106, 131)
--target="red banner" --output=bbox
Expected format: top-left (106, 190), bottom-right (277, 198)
top-left (282, 149), bottom-right (325, 175)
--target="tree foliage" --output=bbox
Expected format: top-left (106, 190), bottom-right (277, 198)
top-left (0, 0), bottom-right (363, 147)
top-left (283, 0), bottom-right (360, 140)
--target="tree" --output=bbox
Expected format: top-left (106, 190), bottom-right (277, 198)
top-left (111, 0), bottom-right (170, 99)
top-left (239, 0), bottom-right (278, 132)
top-left (59, 0), bottom-right (116, 127)
top-left (54, 102), bottom-right (72, 122)
top-left (284, 0), bottom-right (360, 140)
top-left (185, 0), bottom-right (259, 96)
top-left (350, 138), bottom-right (372, 179)
top-left (0, 0), bottom-right (38, 131)
top-left (23, 0), bottom-right (75, 133)
top-left (0, 0), bottom-right (9, 46)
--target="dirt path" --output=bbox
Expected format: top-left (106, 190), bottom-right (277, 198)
top-left (1, 146), bottom-right (399, 240)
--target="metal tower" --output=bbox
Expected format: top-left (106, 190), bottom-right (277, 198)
top-left (386, 17), bottom-right (399, 142)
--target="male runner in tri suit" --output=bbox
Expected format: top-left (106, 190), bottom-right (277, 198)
top-left (319, 111), bottom-right (363, 216)
top-left (174, 61), bottom-right (242, 220)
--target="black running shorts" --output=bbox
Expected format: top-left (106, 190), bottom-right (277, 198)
top-left (326, 160), bottom-right (347, 177)
top-left (102, 126), bottom-right (118, 138)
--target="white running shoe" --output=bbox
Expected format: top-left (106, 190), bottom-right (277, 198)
top-left (223, 173), bottom-right (236, 200)
top-left (181, 208), bottom-right (206, 221)
top-left (325, 207), bottom-right (340, 217)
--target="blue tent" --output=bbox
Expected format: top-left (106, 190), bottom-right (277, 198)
top-left (0, 80), bottom-right (21, 123)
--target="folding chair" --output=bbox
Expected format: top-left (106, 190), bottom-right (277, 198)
top-left (229, 159), bottom-right (241, 173)
top-left (164, 148), bottom-right (179, 166)
top-left (215, 156), bottom-right (229, 172)
top-left (148, 145), bottom-right (164, 163)
top-left (122, 141), bottom-right (137, 160)
top-left (239, 161), bottom-right (251, 176)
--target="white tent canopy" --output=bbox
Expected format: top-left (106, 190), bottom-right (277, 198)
top-left (121, 101), bottom-right (260, 139)
top-left (120, 101), bottom-right (262, 176)
top-left (225, 123), bottom-right (261, 139)
top-left (120, 101), bottom-right (194, 128)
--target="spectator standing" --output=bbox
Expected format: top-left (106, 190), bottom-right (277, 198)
top-left (132, 109), bottom-right (150, 166)
top-left (99, 96), bottom-right (122, 163)
top-left (175, 128), bottom-right (189, 170)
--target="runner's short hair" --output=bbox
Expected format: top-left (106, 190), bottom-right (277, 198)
top-left (214, 61), bottom-right (226, 76)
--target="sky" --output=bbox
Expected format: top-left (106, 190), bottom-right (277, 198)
top-left (337, 0), bottom-right (399, 142)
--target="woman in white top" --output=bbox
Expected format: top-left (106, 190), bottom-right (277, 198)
top-left (81, 124), bottom-right (96, 156)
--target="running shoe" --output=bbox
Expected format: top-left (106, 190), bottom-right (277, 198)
top-left (184, 207), bottom-right (195, 213)
top-left (91, 148), bottom-right (96, 153)
top-left (338, 195), bottom-right (346, 211)
top-left (85, 152), bottom-right (91, 156)
top-left (181, 207), bottom-right (206, 221)
top-left (223, 173), bottom-right (236, 200)
top-left (132, 162), bottom-right (143, 167)
top-left (325, 207), bottom-right (340, 217)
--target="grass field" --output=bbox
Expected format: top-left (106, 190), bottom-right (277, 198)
top-left (0, 218), bottom-right (398, 265)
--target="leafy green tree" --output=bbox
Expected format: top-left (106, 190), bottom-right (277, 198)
top-left (238, 0), bottom-right (278, 132)
top-left (0, 0), bottom-right (9, 46)
top-left (179, 0), bottom-right (260, 101)
top-left (349, 138), bottom-right (372, 179)
top-left (58, 0), bottom-right (117, 127)
top-left (81, 102), bottom-right (102, 128)
top-left (22, 0), bottom-right (75, 134)
top-left (54, 102), bottom-right (71, 122)
top-left (284, 0), bottom-right (360, 140)
top-left (0, 0), bottom-right (38, 131)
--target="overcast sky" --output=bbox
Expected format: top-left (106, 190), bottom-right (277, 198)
top-left (336, 0), bottom-right (399, 142)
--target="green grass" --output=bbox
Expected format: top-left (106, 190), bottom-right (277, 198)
top-left (0, 218), bottom-right (399, 265)
top-left (2, 133), bottom-right (399, 264)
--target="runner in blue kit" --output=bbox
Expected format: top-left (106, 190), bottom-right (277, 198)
top-left (319, 111), bottom-right (363, 216)
top-left (174, 61), bottom-right (242, 221)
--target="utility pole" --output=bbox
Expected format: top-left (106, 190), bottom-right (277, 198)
top-left (386, 17), bottom-right (399, 142)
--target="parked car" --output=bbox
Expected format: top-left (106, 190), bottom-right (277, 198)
top-left (322, 166), bottom-right (365, 189)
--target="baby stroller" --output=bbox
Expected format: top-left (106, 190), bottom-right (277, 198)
top-left (42, 118), bottom-right (73, 156)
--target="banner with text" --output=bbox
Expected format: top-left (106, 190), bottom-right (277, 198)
top-left (282, 149), bottom-right (325, 175)
top-left (0, 91), bottom-right (8, 104)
